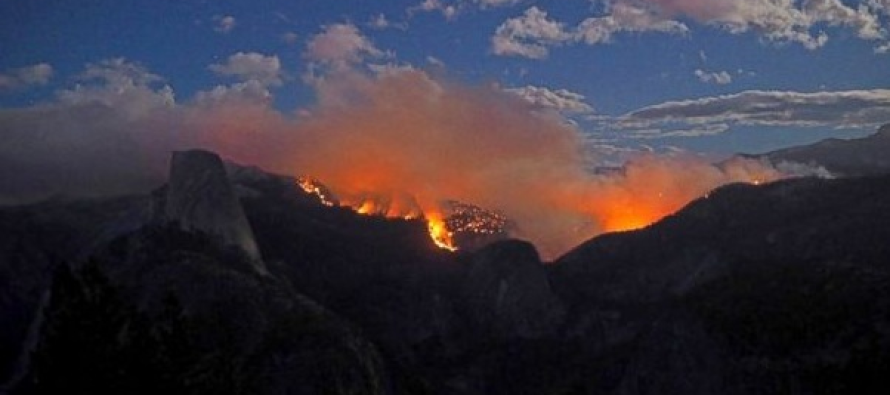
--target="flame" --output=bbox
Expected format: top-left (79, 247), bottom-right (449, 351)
top-left (425, 212), bottom-right (458, 251)
top-left (297, 179), bottom-right (458, 251)
top-left (297, 177), bottom-right (335, 207)
top-left (602, 211), bottom-right (655, 233)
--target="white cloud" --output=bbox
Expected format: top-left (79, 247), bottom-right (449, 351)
top-left (409, 0), bottom-right (523, 19)
top-left (694, 69), bottom-right (733, 85)
top-left (610, 89), bottom-right (890, 137)
top-left (426, 56), bottom-right (446, 67)
top-left (213, 15), bottom-right (237, 34)
top-left (368, 13), bottom-right (390, 29)
top-left (475, 0), bottom-right (522, 8)
top-left (491, 0), bottom-right (890, 57)
top-left (193, 79), bottom-right (272, 106)
top-left (304, 24), bottom-right (383, 66)
top-left (575, 2), bottom-right (689, 45)
top-left (492, 4), bottom-right (687, 59)
top-left (644, 0), bottom-right (888, 50)
top-left (281, 32), bottom-right (299, 44)
top-left (0, 63), bottom-right (54, 91)
top-left (491, 7), bottom-right (571, 59)
top-left (209, 52), bottom-right (284, 87)
top-left (366, 13), bottom-right (408, 31)
top-left (505, 85), bottom-right (594, 114)
top-left (411, 0), bottom-right (459, 20)
top-left (56, 58), bottom-right (174, 118)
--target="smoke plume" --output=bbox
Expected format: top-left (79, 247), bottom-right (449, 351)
top-left (0, 60), bottom-right (785, 259)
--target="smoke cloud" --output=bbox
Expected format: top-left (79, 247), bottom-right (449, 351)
top-left (0, 58), bottom-right (785, 259)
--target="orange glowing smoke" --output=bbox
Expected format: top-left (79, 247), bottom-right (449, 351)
top-left (193, 68), bottom-right (786, 259)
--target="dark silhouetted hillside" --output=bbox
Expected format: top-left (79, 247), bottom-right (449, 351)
top-left (750, 123), bottom-right (890, 176)
top-left (3, 150), bottom-right (890, 394)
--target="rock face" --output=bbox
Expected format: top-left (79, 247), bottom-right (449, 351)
top-left (163, 150), bottom-right (265, 273)
top-left (463, 240), bottom-right (564, 339)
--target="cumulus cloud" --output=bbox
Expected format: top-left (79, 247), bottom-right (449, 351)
top-left (491, 7), bottom-right (571, 58)
top-left (0, 63), bottom-right (54, 91)
top-left (410, 0), bottom-right (459, 20)
top-left (208, 52), bottom-right (284, 87)
top-left (610, 89), bottom-right (890, 137)
top-left (505, 85), bottom-right (594, 114)
top-left (193, 80), bottom-right (273, 106)
top-left (648, 0), bottom-right (890, 49)
top-left (213, 15), bottom-right (237, 34)
top-left (492, 1), bottom-right (890, 58)
top-left (56, 58), bottom-right (174, 118)
top-left (304, 23), bottom-right (384, 66)
top-left (492, 4), bottom-right (687, 58)
top-left (694, 69), bottom-right (733, 84)
top-left (711, 0), bottom-right (884, 49)
top-left (575, 2), bottom-right (689, 45)
top-left (409, 0), bottom-right (523, 19)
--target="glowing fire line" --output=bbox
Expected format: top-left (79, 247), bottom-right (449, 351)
top-left (424, 212), bottom-right (457, 251)
top-left (297, 178), bottom-right (458, 251)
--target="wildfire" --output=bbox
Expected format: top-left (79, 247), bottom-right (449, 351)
top-left (444, 200), bottom-right (509, 235)
top-left (602, 212), bottom-right (656, 233)
top-left (296, 177), bottom-right (458, 251)
top-left (425, 212), bottom-right (458, 251)
top-left (297, 177), bottom-right (335, 207)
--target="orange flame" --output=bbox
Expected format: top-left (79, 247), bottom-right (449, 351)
top-left (297, 177), bottom-right (335, 207)
top-left (298, 179), bottom-right (458, 251)
top-left (424, 211), bottom-right (457, 251)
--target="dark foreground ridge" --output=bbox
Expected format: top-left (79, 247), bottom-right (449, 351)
top-left (2, 147), bottom-right (890, 394)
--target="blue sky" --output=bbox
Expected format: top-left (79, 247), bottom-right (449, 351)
top-left (2, 0), bottom-right (890, 155)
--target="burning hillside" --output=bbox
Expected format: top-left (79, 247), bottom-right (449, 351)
top-left (294, 159), bottom-right (779, 256)
top-left (297, 177), bottom-right (513, 252)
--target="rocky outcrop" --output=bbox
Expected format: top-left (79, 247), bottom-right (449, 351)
top-left (463, 240), bottom-right (564, 339)
top-left (163, 150), bottom-right (265, 274)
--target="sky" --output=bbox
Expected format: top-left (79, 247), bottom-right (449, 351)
top-left (2, 0), bottom-right (890, 155)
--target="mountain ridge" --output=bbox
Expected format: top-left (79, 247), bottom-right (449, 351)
top-left (746, 123), bottom-right (890, 177)
top-left (2, 143), bottom-right (890, 394)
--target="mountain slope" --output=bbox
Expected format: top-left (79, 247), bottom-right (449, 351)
top-left (551, 175), bottom-right (890, 394)
top-left (3, 149), bottom-right (890, 394)
top-left (753, 123), bottom-right (890, 176)
top-left (1, 152), bottom-right (391, 395)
